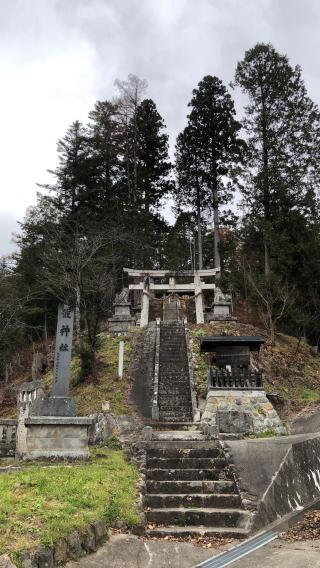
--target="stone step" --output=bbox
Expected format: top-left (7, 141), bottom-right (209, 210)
top-left (146, 440), bottom-right (218, 449)
top-left (147, 447), bottom-right (221, 458)
top-left (158, 389), bottom-right (191, 396)
top-left (158, 406), bottom-right (192, 414)
top-left (158, 396), bottom-right (192, 406)
top-left (152, 431), bottom-right (206, 441)
top-left (146, 422), bottom-right (201, 431)
top-left (145, 493), bottom-right (242, 509)
top-left (159, 414), bottom-right (193, 422)
top-left (159, 409), bottom-right (193, 416)
top-left (146, 457), bottom-right (226, 469)
top-left (146, 468), bottom-right (232, 481)
top-left (159, 372), bottom-right (189, 378)
top-left (145, 508), bottom-right (250, 527)
top-left (146, 526), bottom-right (249, 538)
top-left (146, 480), bottom-right (235, 494)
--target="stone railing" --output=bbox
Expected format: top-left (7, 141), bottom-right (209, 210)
top-left (184, 321), bottom-right (200, 421)
top-left (0, 419), bottom-right (17, 457)
top-left (208, 368), bottom-right (263, 390)
top-left (151, 318), bottom-right (160, 420)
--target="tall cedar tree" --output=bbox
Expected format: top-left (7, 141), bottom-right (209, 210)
top-left (175, 76), bottom-right (243, 270)
top-left (234, 43), bottom-right (320, 277)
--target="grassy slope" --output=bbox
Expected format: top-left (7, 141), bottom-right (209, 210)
top-left (0, 330), bottom-right (141, 419)
top-left (190, 322), bottom-right (320, 411)
top-left (0, 447), bottom-right (139, 563)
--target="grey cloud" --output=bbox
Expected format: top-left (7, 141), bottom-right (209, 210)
top-left (1, 0), bottom-right (320, 254)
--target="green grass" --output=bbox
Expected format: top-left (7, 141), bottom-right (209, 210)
top-left (0, 448), bottom-right (139, 563)
top-left (295, 388), bottom-right (320, 404)
top-left (246, 430), bottom-right (287, 439)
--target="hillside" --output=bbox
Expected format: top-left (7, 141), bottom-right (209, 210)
top-left (0, 322), bottom-right (320, 422)
top-left (0, 330), bottom-right (141, 419)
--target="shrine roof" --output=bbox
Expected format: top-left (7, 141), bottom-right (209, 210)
top-left (200, 336), bottom-right (266, 352)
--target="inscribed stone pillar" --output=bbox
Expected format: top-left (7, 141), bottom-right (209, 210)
top-left (52, 304), bottom-right (75, 397)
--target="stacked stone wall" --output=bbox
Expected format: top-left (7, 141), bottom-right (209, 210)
top-left (202, 390), bottom-right (285, 435)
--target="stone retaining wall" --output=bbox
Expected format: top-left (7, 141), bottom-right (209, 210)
top-left (0, 420), bottom-right (17, 457)
top-left (224, 433), bottom-right (320, 532)
top-left (202, 389), bottom-right (285, 435)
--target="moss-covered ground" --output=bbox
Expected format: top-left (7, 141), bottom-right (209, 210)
top-left (0, 447), bottom-right (139, 564)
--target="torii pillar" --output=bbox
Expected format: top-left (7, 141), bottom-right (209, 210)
top-left (140, 277), bottom-right (150, 327)
top-left (194, 274), bottom-right (205, 324)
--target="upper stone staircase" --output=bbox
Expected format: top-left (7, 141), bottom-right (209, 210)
top-left (158, 321), bottom-right (193, 422)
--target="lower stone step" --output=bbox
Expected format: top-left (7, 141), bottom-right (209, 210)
top-left (146, 480), bottom-right (235, 494)
top-left (146, 525), bottom-right (249, 538)
top-left (146, 422), bottom-right (201, 431)
top-left (146, 457), bottom-right (226, 469)
top-left (145, 493), bottom-right (242, 508)
top-left (146, 468), bottom-right (232, 481)
top-left (145, 507), bottom-right (250, 527)
top-left (159, 413), bottom-right (193, 422)
top-left (147, 447), bottom-right (221, 458)
top-left (152, 431), bottom-right (206, 441)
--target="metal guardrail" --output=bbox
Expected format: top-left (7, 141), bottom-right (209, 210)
top-left (195, 529), bottom-right (278, 568)
top-left (208, 368), bottom-right (263, 390)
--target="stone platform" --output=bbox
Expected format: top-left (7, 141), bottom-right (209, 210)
top-left (22, 416), bottom-right (92, 460)
top-left (202, 389), bottom-right (286, 435)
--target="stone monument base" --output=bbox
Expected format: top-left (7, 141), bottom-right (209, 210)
top-left (30, 396), bottom-right (75, 417)
top-left (107, 315), bottom-right (136, 333)
top-left (21, 416), bottom-right (92, 460)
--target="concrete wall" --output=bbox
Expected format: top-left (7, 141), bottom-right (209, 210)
top-left (224, 433), bottom-right (320, 531)
top-left (203, 389), bottom-right (285, 435)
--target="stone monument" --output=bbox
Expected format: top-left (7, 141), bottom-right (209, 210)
top-left (108, 288), bottom-right (136, 332)
top-left (206, 287), bottom-right (235, 322)
top-left (16, 304), bottom-right (92, 459)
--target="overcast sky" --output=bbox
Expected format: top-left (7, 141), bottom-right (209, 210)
top-left (1, 0), bottom-right (320, 255)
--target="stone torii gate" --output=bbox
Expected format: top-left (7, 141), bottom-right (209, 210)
top-left (124, 268), bottom-right (219, 327)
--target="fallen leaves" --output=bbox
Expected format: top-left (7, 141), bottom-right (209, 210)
top-left (281, 511), bottom-right (320, 541)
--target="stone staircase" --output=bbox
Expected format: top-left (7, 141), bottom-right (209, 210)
top-left (158, 321), bottom-right (193, 423)
top-left (144, 318), bottom-right (250, 538)
top-left (144, 438), bottom-right (250, 537)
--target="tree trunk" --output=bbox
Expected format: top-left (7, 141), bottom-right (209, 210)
top-left (196, 187), bottom-right (203, 270)
top-left (264, 238), bottom-right (271, 277)
top-left (75, 285), bottom-right (82, 353)
top-left (213, 191), bottom-right (221, 271)
top-left (260, 81), bottom-right (271, 277)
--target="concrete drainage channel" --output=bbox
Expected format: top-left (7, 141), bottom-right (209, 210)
top-left (195, 530), bottom-right (278, 568)
top-left (194, 496), bottom-right (320, 568)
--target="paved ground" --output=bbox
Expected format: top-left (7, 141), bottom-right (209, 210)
top-left (231, 538), bottom-right (320, 568)
top-left (66, 533), bottom-right (225, 568)
top-left (66, 535), bottom-right (320, 568)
